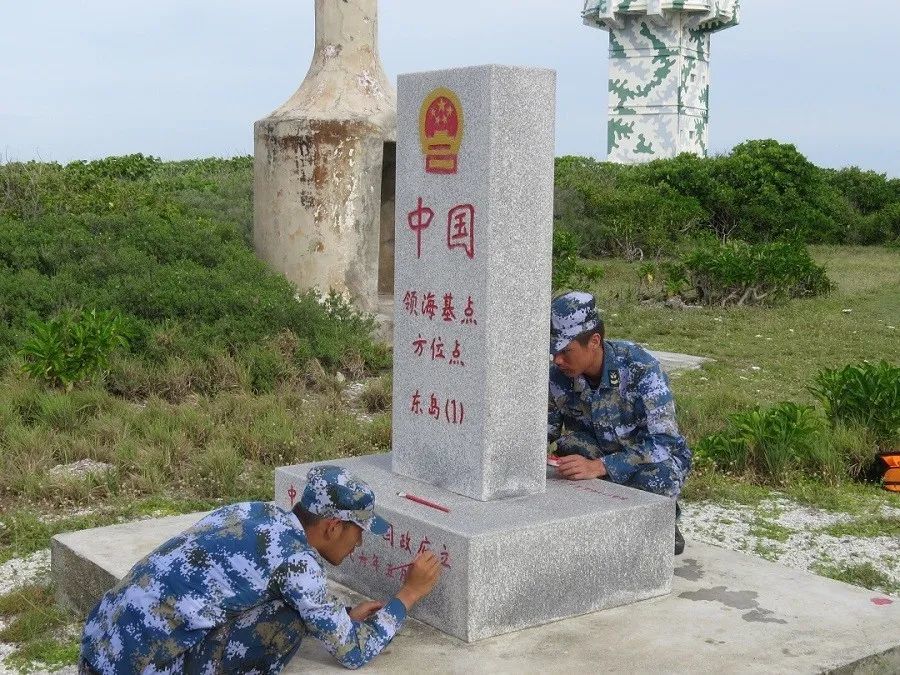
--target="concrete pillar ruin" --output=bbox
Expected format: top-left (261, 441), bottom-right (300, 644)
top-left (253, 0), bottom-right (396, 312)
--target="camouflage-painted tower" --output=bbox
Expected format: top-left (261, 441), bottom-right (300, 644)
top-left (582, 1), bottom-right (739, 163)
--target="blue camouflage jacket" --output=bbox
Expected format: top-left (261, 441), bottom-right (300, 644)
top-left (548, 339), bottom-right (691, 487)
top-left (81, 502), bottom-right (406, 673)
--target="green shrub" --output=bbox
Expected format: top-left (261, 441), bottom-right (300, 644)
top-left (667, 239), bottom-right (832, 306)
top-left (18, 310), bottom-right (132, 389)
top-left (696, 403), bottom-right (838, 484)
top-left (552, 226), bottom-right (604, 291)
top-left (555, 156), bottom-right (704, 258)
top-left (0, 155), bottom-right (385, 378)
top-left (553, 142), bottom-right (900, 250)
top-left (811, 361), bottom-right (900, 450)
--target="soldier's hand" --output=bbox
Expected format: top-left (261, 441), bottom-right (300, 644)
top-left (396, 551), bottom-right (441, 609)
top-left (556, 455), bottom-right (606, 480)
top-left (348, 600), bottom-right (384, 622)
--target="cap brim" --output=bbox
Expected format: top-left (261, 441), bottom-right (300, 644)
top-left (550, 335), bottom-right (572, 357)
top-left (360, 514), bottom-right (390, 536)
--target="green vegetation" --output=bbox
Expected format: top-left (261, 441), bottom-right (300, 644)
top-left (0, 154), bottom-right (388, 373)
top-left (552, 226), bottom-right (604, 291)
top-left (0, 584), bottom-right (80, 670)
top-left (821, 516), bottom-right (900, 540)
top-left (811, 561), bottom-right (900, 595)
top-left (811, 361), bottom-right (900, 450)
top-left (555, 140), bottom-right (900, 255)
top-left (749, 518), bottom-right (794, 543)
top-left (1, 148), bottom-right (898, 667)
top-left (18, 310), bottom-right (132, 389)
top-left (694, 402), bottom-right (869, 485)
top-left (661, 240), bottom-right (833, 307)
top-left (359, 375), bottom-right (393, 414)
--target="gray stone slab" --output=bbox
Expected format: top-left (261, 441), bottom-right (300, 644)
top-left (52, 517), bottom-right (900, 673)
top-left (392, 65), bottom-right (555, 501)
top-left (52, 513), bottom-right (207, 615)
top-left (650, 349), bottom-right (712, 372)
top-left (276, 453), bottom-right (673, 641)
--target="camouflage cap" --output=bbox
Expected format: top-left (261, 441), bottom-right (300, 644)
top-left (300, 465), bottom-right (390, 535)
top-left (550, 291), bottom-right (601, 356)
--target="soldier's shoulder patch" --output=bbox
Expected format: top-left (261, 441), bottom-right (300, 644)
top-left (609, 370), bottom-right (620, 386)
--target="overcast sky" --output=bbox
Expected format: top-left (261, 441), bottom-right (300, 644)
top-left (1, 1), bottom-right (897, 175)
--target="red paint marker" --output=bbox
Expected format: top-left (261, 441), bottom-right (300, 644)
top-left (871, 597), bottom-right (893, 606)
top-left (398, 492), bottom-right (450, 514)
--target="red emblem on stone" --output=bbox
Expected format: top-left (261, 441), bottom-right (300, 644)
top-left (420, 88), bottom-right (464, 175)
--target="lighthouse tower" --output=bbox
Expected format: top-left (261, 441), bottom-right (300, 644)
top-left (582, 0), bottom-right (739, 163)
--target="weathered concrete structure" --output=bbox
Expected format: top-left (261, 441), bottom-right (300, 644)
top-left (582, 0), bottom-right (740, 163)
top-left (254, 0), bottom-right (396, 312)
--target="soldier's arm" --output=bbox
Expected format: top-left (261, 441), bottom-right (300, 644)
top-left (278, 553), bottom-right (406, 669)
top-left (602, 362), bottom-right (682, 484)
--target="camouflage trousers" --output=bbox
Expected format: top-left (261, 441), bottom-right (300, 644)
top-left (556, 431), bottom-right (686, 499)
top-left (80, 600), bottom-right (306, 675)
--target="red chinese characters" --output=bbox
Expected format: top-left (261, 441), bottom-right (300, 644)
top-left (355, 528), bottom-right (453, 581)
top-left (407, 198), bottom-right (434, 259)
top-left (421, 292), bottom-right (437, 320)
top-left (442, 293), bottom-right (456, 322)
top-left (410, 390), bottom-right (423, 415)
top-left (406, 199), bottom-right (477, 260)
top-left (408, 391), bottom-right (467, 425)
top-left (287, 484), bottom-right (297, 506)
top-left (403, 291), bottom-right (419, 316)
top-left (400, 290), bottom-right (477, 327)
top-left (449, 340), bottom-right (464, 367)
top-left (447, 204), bottom-right (475, 259)
top-left (412, 334), bottom-right (427, 357)
top-left (461, 295), bottom-right (477, 325)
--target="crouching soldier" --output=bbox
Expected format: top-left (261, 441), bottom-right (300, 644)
top-left (79, 466), bottom-right (440, 673)
top-left (548, 291), bottom-right (692, 555)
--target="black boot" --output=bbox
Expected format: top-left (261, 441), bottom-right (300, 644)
top-left (675, 524), bottom-right (685, 556)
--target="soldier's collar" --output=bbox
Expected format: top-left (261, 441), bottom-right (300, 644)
top-left (596, 340), bottom-right (618, 389)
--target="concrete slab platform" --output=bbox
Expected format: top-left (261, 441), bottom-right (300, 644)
top-left (276, 454), bottom-right (673, 641)
top-left (52, 516), bottom-right (900, 674)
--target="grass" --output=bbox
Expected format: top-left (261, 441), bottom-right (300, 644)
top-left (0, 584), bottom-right (80, 671)
top-left (821, 516), bottom-right (900, 539)
top-left (752, 540), bottom-right (782, 562)
top-left (749, 518), bottom-right (794, 543)
top-left (579, 246), bottom-right (900, 445)
top-left (811, 561), bottom-right (900, 595)
top-left (359, 375), bottom-right (392, 414)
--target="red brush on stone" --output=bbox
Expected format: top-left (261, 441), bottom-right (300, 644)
top-left (547, 454), bottom-right (561, 468)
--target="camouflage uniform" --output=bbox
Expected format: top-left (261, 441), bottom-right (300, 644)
top-left (80, 467), bottom-right (402, 674)
top-left (549, 293), bottom-right (691, 498)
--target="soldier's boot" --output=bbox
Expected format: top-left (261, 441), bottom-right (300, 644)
top-left (675, 524), bottom-right (685, 555)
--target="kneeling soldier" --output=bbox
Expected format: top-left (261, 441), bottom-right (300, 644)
top-left (548, 291), bottom-right (692, 555)
top-left (80, 466), bottom-right (440, 673)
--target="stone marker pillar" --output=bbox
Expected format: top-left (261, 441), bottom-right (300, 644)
top-left (275, 64), bottom-right (674, 643)
top-left (390, 65), bottom-right (555, 502)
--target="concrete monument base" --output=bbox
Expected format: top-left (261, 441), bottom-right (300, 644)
top-left (52, 515), bottom-right (900, 673)
top-left (274, 453), bottom-right (674, 641)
